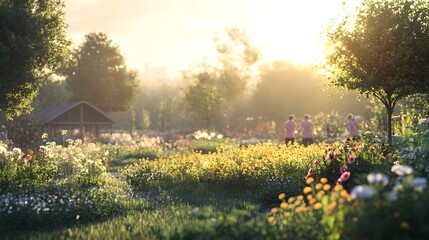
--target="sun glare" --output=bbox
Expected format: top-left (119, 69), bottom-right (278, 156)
top-left (249, 0), bottom-right (358, 66)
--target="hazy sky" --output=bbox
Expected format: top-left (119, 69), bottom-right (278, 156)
top-left (64, 0), bottom-right (359, 78)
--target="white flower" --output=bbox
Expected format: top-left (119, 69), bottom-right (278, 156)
top-left (12, 147), bottom-right (22, 154)
top-left (412, 177), bottom-right (427, 192)
top-left (391, 164), bottom-right (413, 176)
top-left (0, 145), bottom-right (7, 155)
top-left (350, 185), bottom-right (375, 199)
top-left (367, 173), bottom-right (389, 186)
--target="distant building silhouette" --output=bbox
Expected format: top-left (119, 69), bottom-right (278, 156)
top-left (143, 63), bottom-right (168, 81)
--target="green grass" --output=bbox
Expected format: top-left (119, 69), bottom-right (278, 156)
top-left (9, 182), bottom-right (266, 240)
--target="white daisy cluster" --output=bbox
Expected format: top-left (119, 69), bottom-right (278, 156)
top-left (192, 130), bottom-right (223, 140)
top-left (0, 189), bottom-right (94, 215)
top-left (350, 164), bottom-right (427, 201)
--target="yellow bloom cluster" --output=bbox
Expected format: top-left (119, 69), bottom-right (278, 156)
top-left (269, 177), bottom-right (353, 225)
top-left (120, 143), bottom-right (325, 185)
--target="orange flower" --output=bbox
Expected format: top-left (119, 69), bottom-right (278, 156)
top-left (303, 187), bottom-right (312, 194)
top-left (313, 203), bottom-right (322, 210)
top-left (327, 201), bottom-right (337, 211)
top-left (271, 207), bottom-right (278, 214)
top-left (323, 184), bottom-right (331, 191)
top-left (334, 184), bottom-right (343, 191)
top-left (306, 177), bottom-right (315, 184)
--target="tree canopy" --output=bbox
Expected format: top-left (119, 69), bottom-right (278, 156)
top-left (63, 32), bottom-right (138, 112)
top-left (0, 0), bottom-right (70, 119)
top-left (322, 0), bottom-right (429, 144)
top-left (250, 61), bottom-right (369, 123)
top-left (183, 27), bottom-right (260, 128)
top-left (183, 72), bottom-right (223, 128)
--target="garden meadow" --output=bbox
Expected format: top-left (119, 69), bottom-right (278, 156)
top-left (1, 111), bottom-right (429, 239)
top-left (2, 0), bottom-right (429, 239)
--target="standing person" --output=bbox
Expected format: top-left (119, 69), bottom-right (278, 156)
top-left (284, 114), bottom-right (296, 145)
top-left (301, 114), bottom-right (314, 147)
top-left (347, 113), bottom-right (359, 139)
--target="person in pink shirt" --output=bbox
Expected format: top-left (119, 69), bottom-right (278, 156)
top-left (301, 114), bottom-right (314, 147)
top-left (284, 114), bottom-right (296, 145)
top-left (347, 113), bottom-right (359, 139)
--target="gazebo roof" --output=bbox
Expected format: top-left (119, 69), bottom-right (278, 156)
top-left (35, 101), bottom-right (114, 125)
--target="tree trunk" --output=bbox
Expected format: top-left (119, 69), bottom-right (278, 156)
top-left (386, 105), bottom-right (394, 146)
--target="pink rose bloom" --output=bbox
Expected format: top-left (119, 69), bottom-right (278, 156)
top-left (348, 155), bottom-right (356, 164)
top-left (340, 166), bottom-right (348, 174)
top-left (337, 171), bottom-right (351, 183)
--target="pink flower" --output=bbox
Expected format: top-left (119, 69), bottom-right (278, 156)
top-left (340, 166), bottom-right (348, 174)
top-left (325, 150), bottom-right (333, 160)
top-left (337, 171), bottom-right (351, 183)
top-left (348, 155), bottom-right (356, 164)
top-left (381, 155), bottom-right (386, 160)
top-left (312, 160), bottom-right (319, 167)
top-left (306, 168), bottom-right (313, 179)
top-left (334, 151), bottom-right (341, 158)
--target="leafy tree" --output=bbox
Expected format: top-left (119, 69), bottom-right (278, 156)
top-left (32, 77), bottom-right (72, 111)
top-left (250, 61), bottom-right (368, 123)
top-left (183, 72), bottom-right (223, 128)
top-left (0, 0), bottom-right (70, 119)
top-left (63, 32), bottom-right (138, 112)
top-left (183, 27), bottom-right (260, 128)
top-left (322, 0), bottom-right (429, 145)
top-left (215, 27), bottom-right (260, 126)
top-left (215, 27), bottom-right (260, 103)
top-left (402, 93), bottom-right (429, 117)
top-left (139, 108), bottom-right (151, 130)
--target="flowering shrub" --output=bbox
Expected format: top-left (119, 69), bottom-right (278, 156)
top-left (263, 164), bottom-right (429, 239)
top-left (0, 138), bottom-right (132, 233)
top-left (191, 130), bottom-right (223, 140)
top-left (0, 177), bottom-right (131, 232)
top-left (305, 134), bottom-right (391, 190)
top-left (268, 177), bottom-right (352, 239)
top-left (344, 165), bottom-right (429, 239)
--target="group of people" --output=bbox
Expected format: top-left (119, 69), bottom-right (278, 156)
top-left (284, 113), bottom-right (359, 147)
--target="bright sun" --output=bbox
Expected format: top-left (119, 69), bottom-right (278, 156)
top-left (248, 0), bottom-right (358, 66)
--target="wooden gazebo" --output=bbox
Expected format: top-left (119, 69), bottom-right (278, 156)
top-left (35, 101), bottom-right (114, 140)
